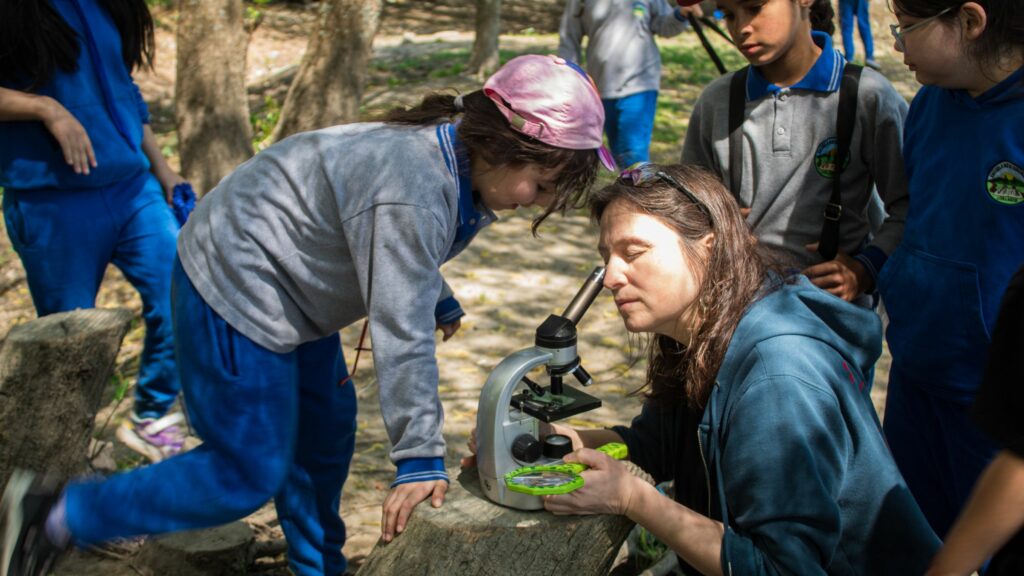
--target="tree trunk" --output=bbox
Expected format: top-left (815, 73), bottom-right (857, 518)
top-left (0, 309), bottom-right (133, 486)
top-left (132, 522), bottom-right (255, 576)
top-left (466, 0), bottom-right (502, 79)
top-left (356, 466), bottom-right (638, 575)
top-left (271, 0), bottom-right (383, 142)
top-left (174, 0), bottom-right (254, 195)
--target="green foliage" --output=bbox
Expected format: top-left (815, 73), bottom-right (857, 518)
top-left (251, 95), bottom-right (282, 151)
top-left (145, 0), bottom-right (174, 9)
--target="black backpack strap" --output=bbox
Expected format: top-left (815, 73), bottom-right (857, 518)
top-left (727, 66), bottom-right (749, 201)
top-left (818, 63), bottom-right (862, 261)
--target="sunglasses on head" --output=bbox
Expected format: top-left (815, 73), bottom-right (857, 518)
top-left (617, 162), bottom-right (714, 226)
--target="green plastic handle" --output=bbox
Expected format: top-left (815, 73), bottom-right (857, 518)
top-left (504, 442), bottom-right (629, 496)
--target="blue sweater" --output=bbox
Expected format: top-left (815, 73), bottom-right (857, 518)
top-left (878, 67), bottom-right (1024, 401)
top-left (0, 0), bottom-right (151, 192)
top-left (616, 277), bottom-right (939, 574)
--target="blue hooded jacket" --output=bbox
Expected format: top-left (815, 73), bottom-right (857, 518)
top-left (616, 276), bottom-right (939, 574)
top-left (0, 0), bottom-right (151, 192)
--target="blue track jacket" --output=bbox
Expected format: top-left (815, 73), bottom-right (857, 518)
top-left (0, 0), bottom-right (150, 192)
top-left (616, 277), bottom-right (939, 574)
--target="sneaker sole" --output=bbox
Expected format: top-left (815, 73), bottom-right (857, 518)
top-left (116, 425), bottom-right (166, 464)
top-left (0, 471), bottom-right (34, 576)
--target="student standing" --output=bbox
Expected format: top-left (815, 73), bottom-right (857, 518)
top-left (682, 0), bottom-right (908, 306)
top-left (0, 0), bottom-right (185, 462)
top-left (879, 0), bottom-right (1024, 539)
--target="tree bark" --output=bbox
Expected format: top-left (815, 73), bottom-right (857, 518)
top-left (0, 309), bottom-right (133, 486)
top-left (174, 0), bottom-right (254, 195)
top-left (271, 0), bottom-right (383, 142)
top-left (466, 0), bottom-right (502, 79)
top-left (133, 522), bottom-right (255, 576)
top-left (357, 466), bottom-right (637, 575)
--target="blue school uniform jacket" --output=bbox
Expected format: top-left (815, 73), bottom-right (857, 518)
top-left (878, 67), bottom-right (1024, 401)
top-left (0, 0), bottom-right (151, 192)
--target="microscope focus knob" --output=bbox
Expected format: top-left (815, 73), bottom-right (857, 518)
top-left (511, 434), bottom-right (542, 463)
top-left (542, 434), bottom-right (573, 459)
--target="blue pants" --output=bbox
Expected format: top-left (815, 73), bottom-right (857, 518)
top-left (839, 0), bottom-right (875, 62)
top-left (602, 90), bottom-right (658, 170)
top-left (2, 171), bottom-right (179, 418)
top-left (883, 364), bottom-right (997, 538)
top-left (64, 258), bottom-right (358, 575)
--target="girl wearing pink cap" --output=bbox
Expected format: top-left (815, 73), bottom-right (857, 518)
top-left (0, 54), bottom-right (611, 576)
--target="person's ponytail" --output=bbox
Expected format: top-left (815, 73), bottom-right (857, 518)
top-left (810, 0), bottom-right (836, 35)
top-left (384, 93), bottom-right (462, 125)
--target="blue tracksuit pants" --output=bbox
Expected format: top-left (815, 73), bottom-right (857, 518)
top-left (602, 90), bottom-right (658, 170)
top-left (883, 364), bottom-right (998, 538)
top-left (64, 258), bottom-right (358, 575)
top-left (839, 0), bottom-right (875, 62)
top-left (2, 171), bottom-right (179, 418)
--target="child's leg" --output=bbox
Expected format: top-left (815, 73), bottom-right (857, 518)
top-left (62, 258), bottom-right (300, 543)
top-left (275, 333), bottom-right (358, 576)
top-left (838, 0), bottom-right (857, 61)
top-left (856, 0), bottom-right (875, 62)
top-left (110, 174), bottom-right (181, 418)
top-left (1, 188), bottom-right (112, 314)
top-left (883, 365), bottom-right (997, 538)
top-left (601, 98), bottom-right (621, 166)
top-left (608, 91), bottom-right (658, 170)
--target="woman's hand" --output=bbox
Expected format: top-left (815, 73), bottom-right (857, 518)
top-left (437, 318), bottom-right (461, 342)
top-left (381, 479), bottom-right (448, 543)
top-left (42, 98), bottom-right (96, 175)
top-left (542, 448), bottom-right (640, 516)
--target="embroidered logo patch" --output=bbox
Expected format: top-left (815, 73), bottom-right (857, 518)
top-left (986, 161), bottom-right (1024, 206)
top-left (813, 137), bottom-right (850, 179)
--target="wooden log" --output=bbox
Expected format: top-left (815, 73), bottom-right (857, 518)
top-left (357, 466), bottom-right (641, 575)
top-left (131, 522), bottom-right (255, 576)
top-left (0, 309), bottom-right (134, 485)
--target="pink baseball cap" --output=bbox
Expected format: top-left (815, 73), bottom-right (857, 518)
top-left (483, 54), bottom-right (616, 171)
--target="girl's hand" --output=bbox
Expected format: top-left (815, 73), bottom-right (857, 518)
top-left (155, 168), bottom-right (186, 204)
top-left (42, 99), bottom-right (96, 175)
top-left (437, 318), bottom-right (461, 342)
top-left (381, 479), bottom-right (448, 543)
top-left (802, 244), bottom-right (873, 300)
top-left (460, 427), bottom-right (478, 468)
top-left (542, 448), bottom-right (639, 516)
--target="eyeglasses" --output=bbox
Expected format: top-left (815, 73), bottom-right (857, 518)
top-left (618, 162), bottom-right (713, 227)
top-left (889, 5), bottom-right (957, 52)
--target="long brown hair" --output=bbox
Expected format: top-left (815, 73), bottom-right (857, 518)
top-left (590, 164), bottom-right (774, 410)
top-left (384, 90), bottom-right (599, 233)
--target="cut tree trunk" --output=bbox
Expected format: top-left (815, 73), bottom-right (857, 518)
top-left (0, 309), bottom-right (133, 486)
top-left (132, 521), bottom-right (255, 576)
top-left (357, 466), bottom-right (639, 575)
top-left (271, 0), bottom-right (383, 141)
top-left (466, 0), bottom-right (502, 79)
top-left (175, 0), bottom-right (254, 195)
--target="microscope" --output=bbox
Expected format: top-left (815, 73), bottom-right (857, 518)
top-left (476, 267), bottom-right (606, 510)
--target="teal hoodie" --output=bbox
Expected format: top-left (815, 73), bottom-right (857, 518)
top-left (615, 276), bottom-right (938, 574)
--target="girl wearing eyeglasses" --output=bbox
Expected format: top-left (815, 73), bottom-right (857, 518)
top-left (876, 0), bottom-right (1024, 556)
top-left (682, 0), bottom-right (909, 308)
top-left (532, 163), bottom-right (939, 575)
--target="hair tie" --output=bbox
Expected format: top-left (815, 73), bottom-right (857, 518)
top-left (453, 94), bottom-right (465, 112)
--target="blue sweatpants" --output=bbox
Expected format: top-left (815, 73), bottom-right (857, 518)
top-left (883, 364), bottom-right (997, 538)
top-left (2, 171), bottom-right (179, 418)
top-left (839, 0), bottom-right (875, 62)
top-left (602, 90), bottom-right (658, 170)
top-left (64, 258), bottom-right (358, 575)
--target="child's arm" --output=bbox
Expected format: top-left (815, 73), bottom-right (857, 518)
top-left (926, 451), bottom-right (1024, 576)
top-left (557, 0), bottom-right (585, 63)
top-left (0, 86), bottom-right (96, 175)
top-left (132, 81), bottom-right (184, 202)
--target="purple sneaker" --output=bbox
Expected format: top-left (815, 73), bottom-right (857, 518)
top-left (116, 412), bottom-right (186, 463)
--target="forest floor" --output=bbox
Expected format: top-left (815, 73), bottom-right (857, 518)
top-left (0, 1), bottom-right (917, 574)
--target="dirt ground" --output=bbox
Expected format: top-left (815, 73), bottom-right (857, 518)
top-left (0, 1), bottom-right (913, 574)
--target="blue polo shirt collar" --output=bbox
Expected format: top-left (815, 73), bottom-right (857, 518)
top-left (437, 123), bottom-right (496, 248)
top-left (746, 31), bottom-right (844, 101)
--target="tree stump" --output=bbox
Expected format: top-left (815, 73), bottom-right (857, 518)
top-left (0, 309), bottom-right (134, 485)
top-left (357, 466), bottom-right (639, 575)
top-left (132, 522), bottom-right (255, 576)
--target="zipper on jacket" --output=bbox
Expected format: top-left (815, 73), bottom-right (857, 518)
top-left (696, 428), bottom-right (712, 517)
